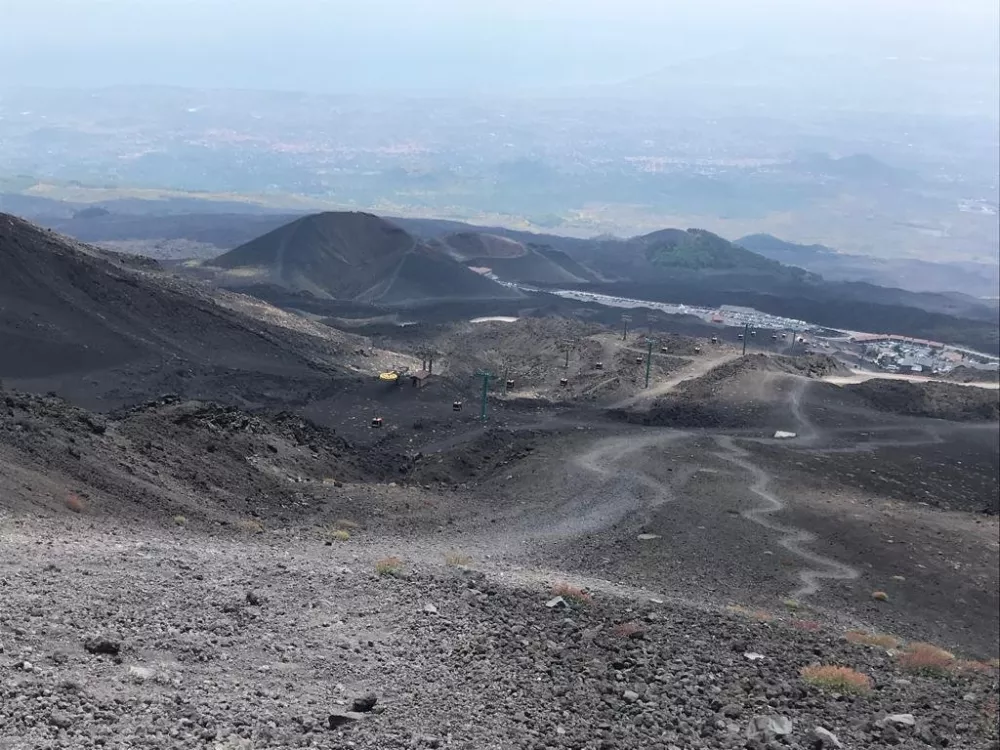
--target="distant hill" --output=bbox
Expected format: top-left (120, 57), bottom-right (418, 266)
top-left (207, 212), bottom-right (522, 306)
top-left (634, 228), bottom-right (810, 277)
top-left (738, 233), bottom-right (1000, 301)
top-left (787, 153), bottom-right (914, 186)
top-left (429, 232), bottom-right (598, 285)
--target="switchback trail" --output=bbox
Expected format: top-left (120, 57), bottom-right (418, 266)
top-left (712, 434), bottom-right (860, 601)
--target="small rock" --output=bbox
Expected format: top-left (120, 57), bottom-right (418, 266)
top-left (622, 690), bottom-right (640, 703)
top-left (351, 694), bottom-right (378, 713)
top-left (743, 652), bottom-right (765, 661)
top-left (128, 666), bottom-right (156, 681)
top-left (812, 726), bottom-right (842, 748)
top-left (20, 661), bottom-right (33, 672)
top-left (49, 712), bottom-right (73, 729)
top-left (722, 704), bottom-right (742, 718)
top-left (881, 725), bottom-right (901, 744)
top-left (885, 714), bottom-right (915, 728)
top-left (328, 711), bottom-right (364, 729)
top-left (637, 533), bottom-right (661, 541)
top-left (422, 603), bottom-right (438, 615)
top-left (746, 715), bottom-right (793, 741)
top-left (546, 596), bottom-right (568, 609)
top-left (963, 693), bottom-right (977, 702)
top-left (84, 636), bottom-right (121, 656)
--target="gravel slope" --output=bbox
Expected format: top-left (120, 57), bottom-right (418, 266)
top-left (1, 522), bottom-right (997, 750)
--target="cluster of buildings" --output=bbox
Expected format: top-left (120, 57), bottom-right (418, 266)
top-left (852, 334), bottom-right (999, 374)
top-left (712, 305), bottom-right (811, 333)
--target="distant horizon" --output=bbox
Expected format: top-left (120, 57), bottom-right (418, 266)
top-left (4, 0), bottom-right (997, 95)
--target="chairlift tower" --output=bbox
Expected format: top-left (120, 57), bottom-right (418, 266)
top-left (474, 369), bottom-right (494, 423)
top-left (621, 314), bottom-right (632, 341)
top-left (645, 338), bottom-right (659, 388)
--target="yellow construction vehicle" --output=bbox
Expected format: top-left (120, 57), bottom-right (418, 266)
top-left (378, 365), bottom-right (410, 385)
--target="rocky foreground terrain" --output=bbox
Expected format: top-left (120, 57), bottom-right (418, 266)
top-left (1, 520), bottom-right (998, 750)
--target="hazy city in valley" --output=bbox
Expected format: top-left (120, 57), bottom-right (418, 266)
top-left (1, 2), bottom-right (998, 749)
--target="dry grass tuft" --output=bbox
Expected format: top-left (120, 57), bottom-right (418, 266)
top-left (801, 665), bottom-right (873, 694)
top-left (375, 556), bottom-right (403, 577)
top-left (871, 590), bottom-right (889, 602)
top-left (65, 493), bottom-right (86, 514)
top-left (610, 622), bottom-right (645, 639)
top-left (330, 529), bottom-right (350, 542)
top-left (791, 619), bottom-right (823, 632)
top-left (551, 583), bottom-right (592, 606)
top-left (845, 630), bottom-right (900, 649)
top-left (897, 642), bottom-right (955, 676)
top-left (782, 598), bottom-right (803, 611)
top-left (726, 605), bottom-right (774, 622)
top-left (172, 515), bottom-right (188, 527)
top-left (953, 659), bottom-right (998, 675)
top-left (235, 519), bottom-right (265, 534)
top-left (445, 553), bottom-right (473, 567)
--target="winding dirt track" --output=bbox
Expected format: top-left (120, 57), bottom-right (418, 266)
top-left (529, 374), bottom-right (989, 604)
top-left (610, 351), bottom-right (739, 409)
top-left (559, 377), bottom-right (862, 603)
top-left (711, 434), bottom-right (859, 600)
top-left (423, 361), bottom-right (995, 614)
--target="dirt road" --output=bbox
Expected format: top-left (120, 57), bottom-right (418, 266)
top-left (823, 370), bottom-right (999, 389)
top-left (610, 351), bottom-right (740, 409)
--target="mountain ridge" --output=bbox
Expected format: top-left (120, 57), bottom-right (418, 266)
top-left (207, 212), bottom-right (524, 305)
top-left (0, 213), bottom-right (366, 408)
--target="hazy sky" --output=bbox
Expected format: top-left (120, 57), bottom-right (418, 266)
top-left (3, 0), bottom-right (998, 93)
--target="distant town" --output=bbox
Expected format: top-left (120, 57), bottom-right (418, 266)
top-left (550, 289), bottom-right (1000, 375)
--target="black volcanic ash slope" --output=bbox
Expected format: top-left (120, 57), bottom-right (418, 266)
top-left (0, 213), bottom-right (345, 391)
top-left (208, 211), bottom-right (523, 304)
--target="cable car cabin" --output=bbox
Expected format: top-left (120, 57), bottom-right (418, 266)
top-left (505, 379), bottom-right (515, 389)
top-left (710, 336), bottom-right (718, 344)
top-left (750, 330), bottom-right (757, 337)
top-left (452, 401), bottom-right (463, 412)
top-left (635, 356), bottom-right (643, 364)
top-left (371, 417), bottom-right (383, 428)
top-left (737, 334), bottom-right (744, 340)
top-left (771, 334), bottom-right (778, 340)
top-left (594, 361), bottom-right (604, 370)
top-left (559, 378), bottom-right (569, 387)
top-left (660, 346), bottom-right (669, 354)
top-left (694, 346), bottom-right (702, 354)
